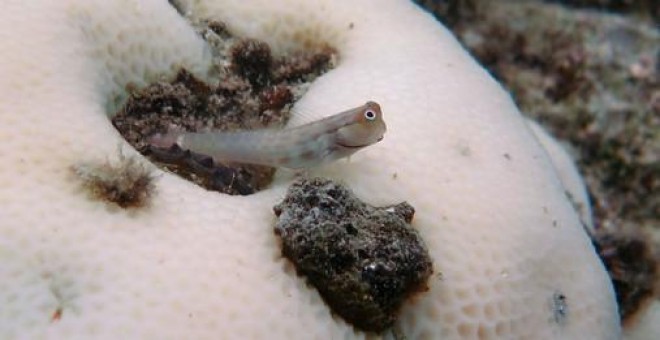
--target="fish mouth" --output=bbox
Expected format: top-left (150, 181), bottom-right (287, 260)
top-left (337, 136), bottom-right (383, 149)
top-left (336, 142), bottom-right (368, 149)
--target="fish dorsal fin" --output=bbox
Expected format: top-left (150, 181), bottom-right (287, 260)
top-left (288, 104), bottom-right (328, 126)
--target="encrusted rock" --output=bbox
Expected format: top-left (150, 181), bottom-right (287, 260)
top-left (273, 178), bottom-right (433, 333)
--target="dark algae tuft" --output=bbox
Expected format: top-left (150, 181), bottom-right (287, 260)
top-left (112, 20), bottom-right (336, 195)
top-left (72, 152), bottom-right (156, 209)
top-left (273, 178), bottom-right (433, 333)
top-left (230, 39), bottom-right (273, 88)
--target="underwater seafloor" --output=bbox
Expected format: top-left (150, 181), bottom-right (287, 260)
top-left (415, 0), bottom-right (659, 328)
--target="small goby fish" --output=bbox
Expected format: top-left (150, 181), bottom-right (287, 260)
top-left (149, 101), bottom-right (387, 169)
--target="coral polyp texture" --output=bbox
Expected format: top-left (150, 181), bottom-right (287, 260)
top-left (0, 0), bottom-right (619, 339)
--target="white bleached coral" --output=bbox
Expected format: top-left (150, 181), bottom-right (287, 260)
top-left (526, 120), bottom-right (593, 230)
top-left (0, 0), bottom-right (619, 339)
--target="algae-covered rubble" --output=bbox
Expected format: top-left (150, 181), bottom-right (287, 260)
top-left (273, 178), bottom-right (433, 333)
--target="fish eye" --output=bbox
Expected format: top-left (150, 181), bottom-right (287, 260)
top-left (364, 110), bottom-right (376, 121)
